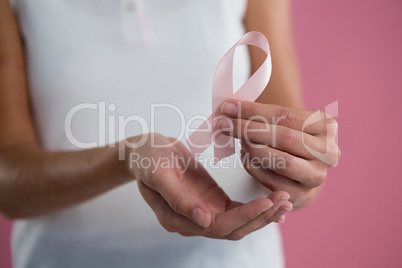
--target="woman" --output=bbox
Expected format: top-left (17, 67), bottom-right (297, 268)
top-left (0, 0), bottom-right (339, 267)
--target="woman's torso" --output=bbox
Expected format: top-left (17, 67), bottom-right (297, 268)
top-left (10, 0), bottom-right (284, 267)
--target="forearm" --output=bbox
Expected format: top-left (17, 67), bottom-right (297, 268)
top-left (245, 0), bottom-right (304, 109)
top-left (0, 1), bottom-right (135, 219)
top-left (0, 143), bottom-right (133, 219)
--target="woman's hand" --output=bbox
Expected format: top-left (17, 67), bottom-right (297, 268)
top-left (125, 133), bottom-right (293, 240)
top-left (218, 100), bottom-right (340, 208)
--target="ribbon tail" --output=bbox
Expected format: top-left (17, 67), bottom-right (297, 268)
top-left (186, 115), bottom-right (214, 160)
top-left (213, 134), bottom-right (235, 163)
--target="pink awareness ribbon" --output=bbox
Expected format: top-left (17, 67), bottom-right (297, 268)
top-left (186, 31), bottom-right (272, 162)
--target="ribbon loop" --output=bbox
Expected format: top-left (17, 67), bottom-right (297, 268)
top-left (186, 31), bottom-right (272, 162)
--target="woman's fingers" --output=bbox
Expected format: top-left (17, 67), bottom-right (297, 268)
top-left (221, 100), bottom-right (326, 134)
top-left (243, 144), bottom-right (326, 188)
top-left (143, 166), bottom-right (213, 228)
top-left (210, 197), bottom-right (275, 238)
top-left (136, 137), bottom-right (297, 240)
top-left (224, 191), bottom-right (292, 240)
top-left (243, 160), bottom-right (299, 194)
top-left (138, 180), bottom-right (289, 239)
top-left (137, 181), bottom-right (207, 233)
top-left (219, 100), bottom-right (340, 166)
top-left (218, 118), bottom-right (323, 160)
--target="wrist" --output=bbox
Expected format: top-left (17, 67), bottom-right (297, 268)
top-left (121, 134), bottom-right (147, 181)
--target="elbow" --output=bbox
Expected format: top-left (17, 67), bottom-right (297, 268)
top-left (0, 207), bottom-right (38, 220)
top-left (0, 184), bottom-right (22, 220)
top-left (0, 202), bottom-right (24, 220)
top-left (0, 197), bottom-right (36, 220)
top-left (0, 206), bottom-right (19, 220)
top-left (0, 196), bottom-right (52, 220)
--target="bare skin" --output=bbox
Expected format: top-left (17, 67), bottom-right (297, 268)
top-left (243, 0), bottom-right (339, 208)
top-left (0, 0), bottom-right (338, 239)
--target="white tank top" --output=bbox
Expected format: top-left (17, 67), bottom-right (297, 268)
top-left (10, 0), bottom-right (284, 267)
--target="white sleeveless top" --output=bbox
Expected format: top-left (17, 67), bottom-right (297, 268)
top-left (10, 0), bottom-right (284, 267)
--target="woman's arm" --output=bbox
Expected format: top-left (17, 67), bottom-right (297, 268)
top-left (0, 0), bottom-right (133, 219)
top-left (244, 0), bottom-right (304, 109)
top-left (241, 0), bottom-right (333, 208)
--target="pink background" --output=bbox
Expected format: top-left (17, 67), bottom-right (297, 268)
top-left (1, 0), bottom-right (401, 267)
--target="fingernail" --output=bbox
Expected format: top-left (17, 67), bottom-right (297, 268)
top-left (218, 118), bottom-right (233, 131)
top-left (274, 196), bottom-right (290, 210)
top-left (191, 208), bottom-right (210, 228)
top-left (221, 102), bottom-right (238, 116)
top-left (276, 206), bottom-right (292, 218)
top-left (277, 215), bottom-right (286, 223)
top-left (259, 201), bottom-right (274, 214)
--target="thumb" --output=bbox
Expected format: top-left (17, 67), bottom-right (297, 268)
top-left (146, 163), bottom-right (212, 228)
top-left (166, 186), bottom-right (212, 228)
